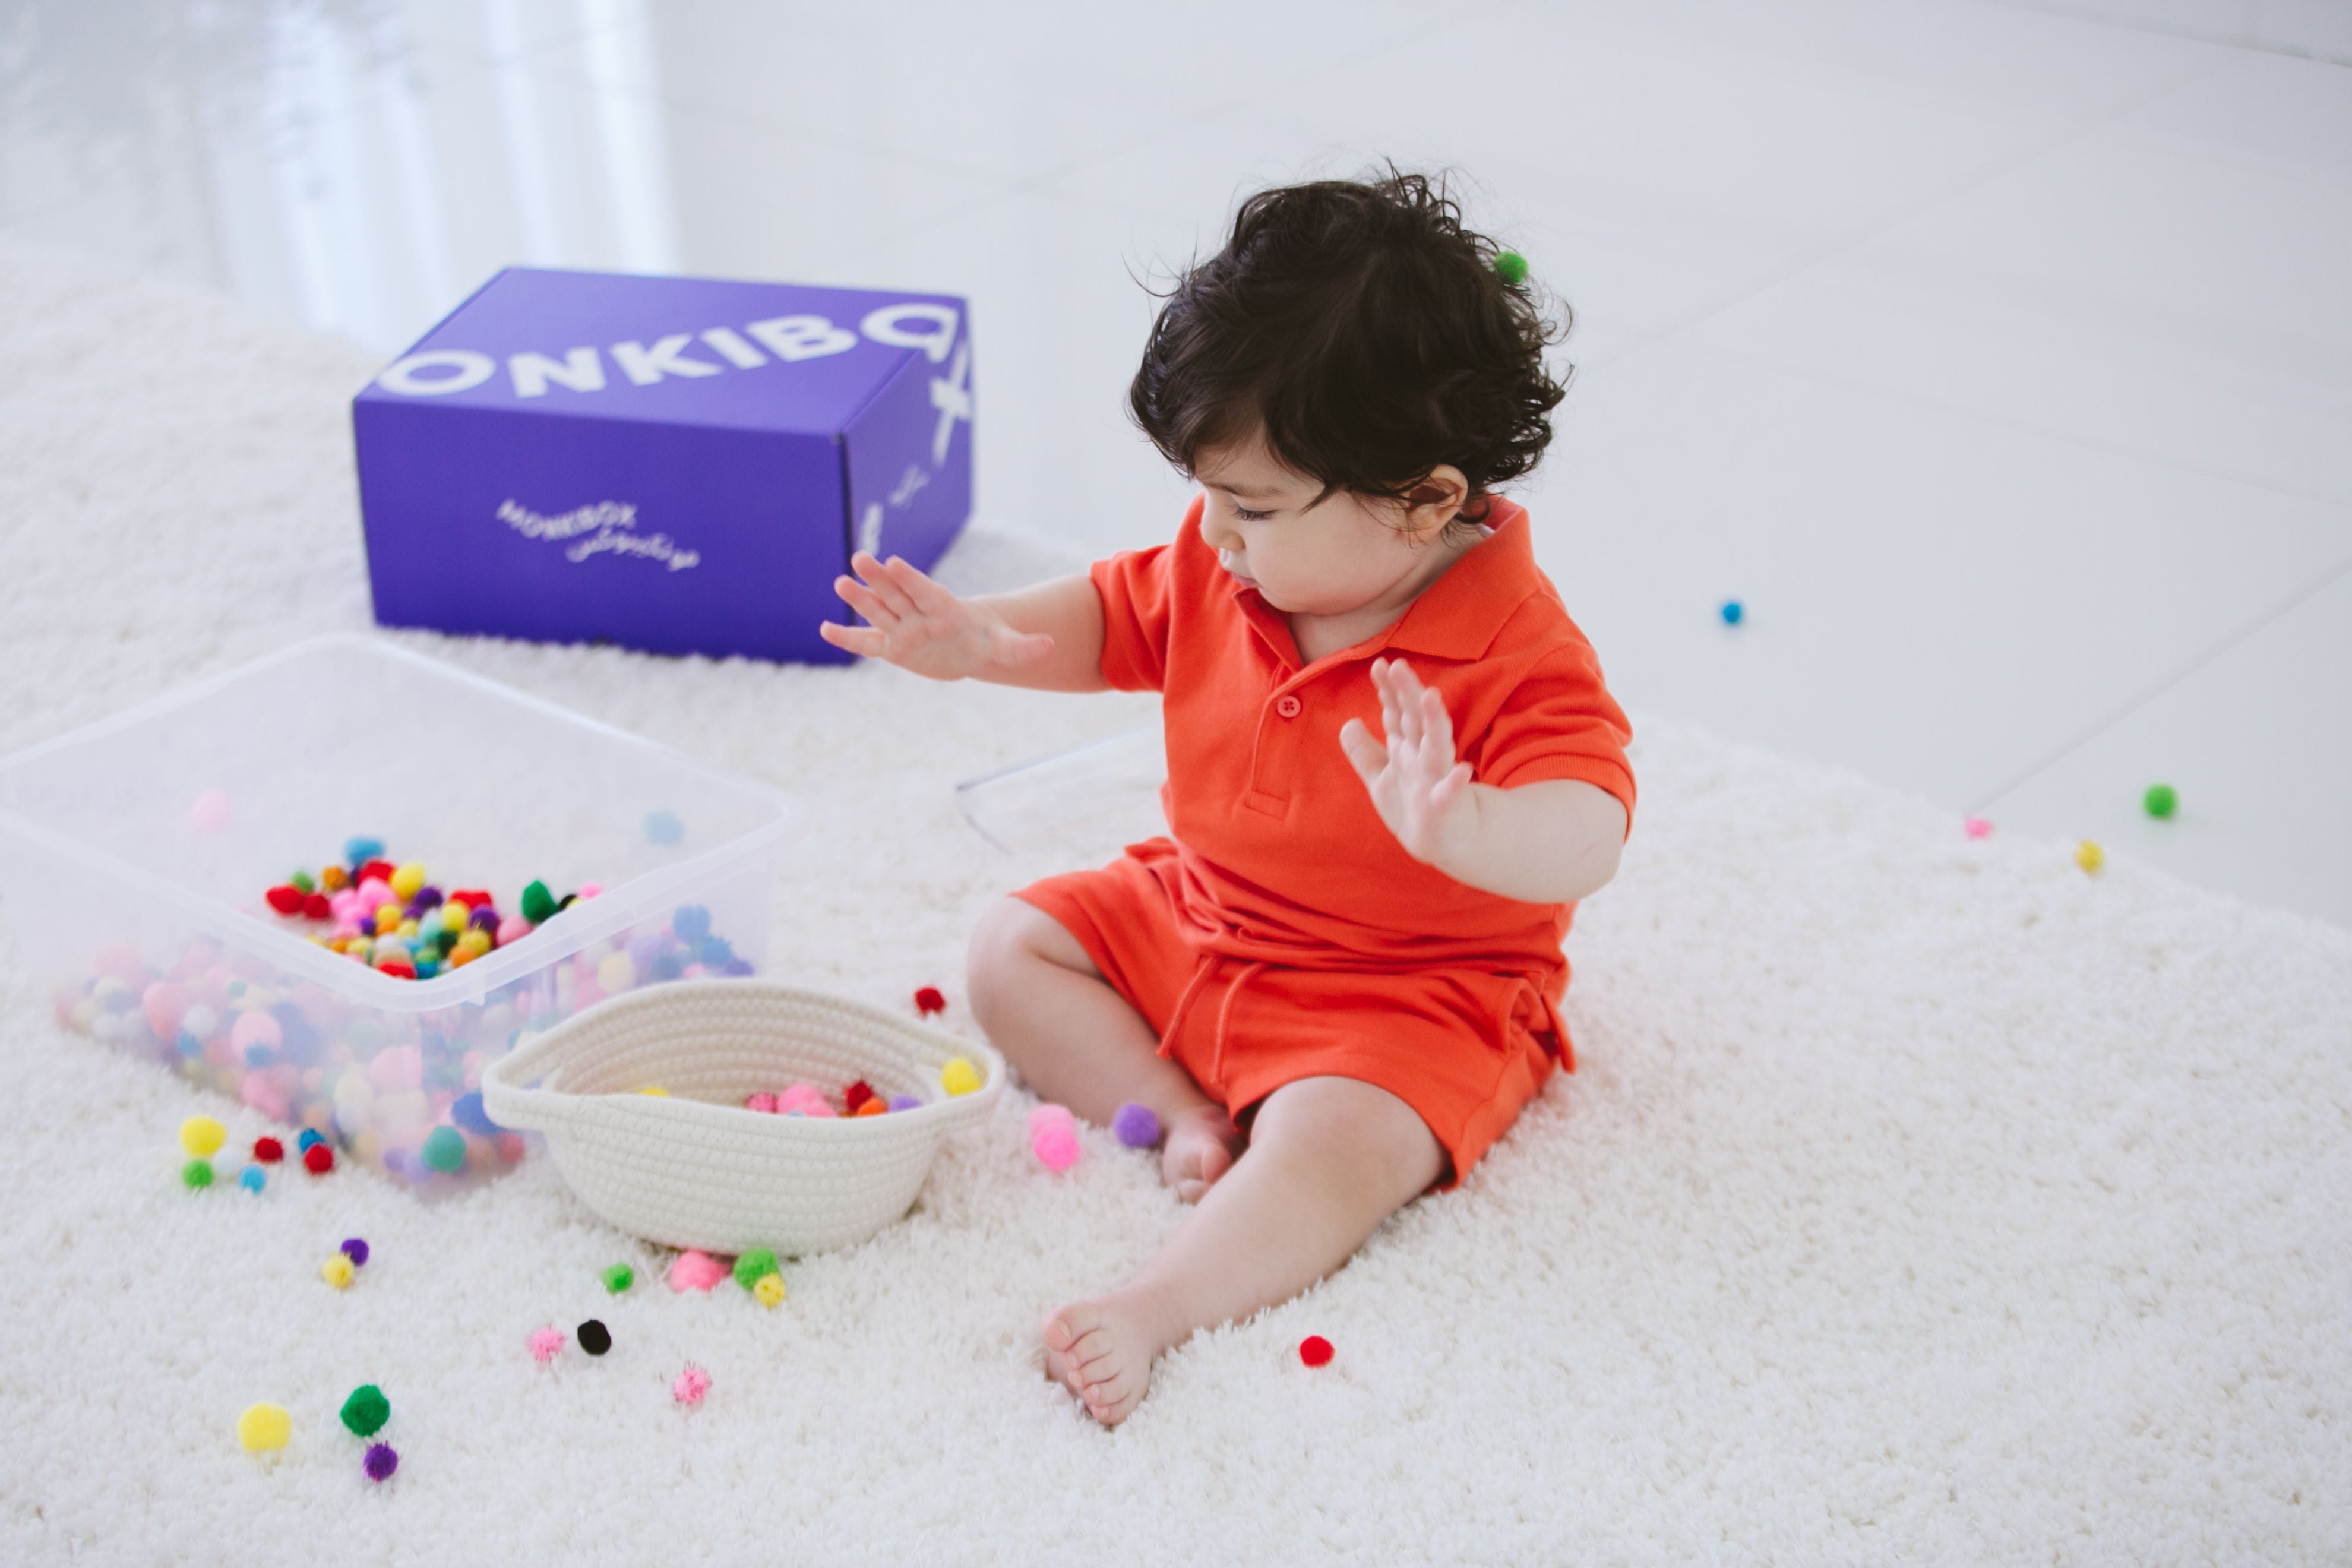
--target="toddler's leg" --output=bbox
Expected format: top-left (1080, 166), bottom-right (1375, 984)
top-left (1042, 1074), bottom-right (1444, 1426)
top-left (966, 897), bottom-right (1240, 1202)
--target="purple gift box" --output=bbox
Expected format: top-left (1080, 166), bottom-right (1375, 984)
top-left (352, 267), bottom-right (973, 663)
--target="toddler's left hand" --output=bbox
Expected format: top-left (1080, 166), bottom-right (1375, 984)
top-left (1339, 659), bottom-right (1479, 868)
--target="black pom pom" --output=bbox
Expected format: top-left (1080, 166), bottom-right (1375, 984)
top-left (577, 1319), bottom-right (612, 1356)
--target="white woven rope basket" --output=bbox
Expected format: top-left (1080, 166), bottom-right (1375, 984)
top-left (479, 978), bottom-right (1004, 1255)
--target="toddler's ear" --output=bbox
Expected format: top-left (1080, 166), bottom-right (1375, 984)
top-left (1400, 464), bottom-right (1470, 540)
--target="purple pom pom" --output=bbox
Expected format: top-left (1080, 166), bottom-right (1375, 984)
top-left (888, 1093), bottom-right (922, 1112)
top-left (363, 1442), bottom-right (399, 1481)
top-left (340, 1237), bottom-right (369, 1267)
top-left (1112, 1102), bottom-right (1164, 1149)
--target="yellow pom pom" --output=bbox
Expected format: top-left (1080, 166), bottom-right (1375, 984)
top-left (940, 1057), bottom-right (981, 1097)
top-left (753, 1272), bottom-right (786, 1308)
top-left (390, 861), bottom-right (427, 900)
top-left (2075, 840), bottom-right (2105, 874)
top-left (179, 1115), bottom-right (226, 1157)
top-left (636, 1086), bottom-right (669, 1097)
top-left (596, 952), bottom-right (635, 994)
top-left (321, 1254), bottom-right (355, 1289)
top-left (236, 1402), bottom-right (291, 1452)
top-left (373, 903), bottom-right (402, 934)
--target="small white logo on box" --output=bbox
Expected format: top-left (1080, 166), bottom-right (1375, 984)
top-left (497, 498), bottom-right (701, 572)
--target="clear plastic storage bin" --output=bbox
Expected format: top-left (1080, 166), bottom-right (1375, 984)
top-left (0, 636), bottom-right (792, 1192)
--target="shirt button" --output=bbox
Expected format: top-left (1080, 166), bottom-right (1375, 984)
top-left (1275, 694), bottom-right (1303, 719)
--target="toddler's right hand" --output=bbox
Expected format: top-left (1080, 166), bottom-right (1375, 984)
top-left (819, 552), bottom-right (1054, 680)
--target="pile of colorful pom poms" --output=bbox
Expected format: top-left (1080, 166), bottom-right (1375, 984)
top-left (741, 1077), bottom-right (924, 1118)
top-left (260, 834), bottom-right (601, 981)
top-left (176, 1115), bottom-right (337, 1192)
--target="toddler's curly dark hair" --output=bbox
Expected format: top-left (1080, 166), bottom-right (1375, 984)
top-left (1129, 169), bottom-right (1569, 534)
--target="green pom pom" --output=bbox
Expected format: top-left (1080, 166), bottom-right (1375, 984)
top-left (733, 1248), bottom-right (779, 1289)
top-left (290, 870), bottom-right (315, 894)
top-left (2142, 783), bottom-right (2178, 819)
top-left (601, 1263), bottom-right (634, 1294)
top-left (1493, 250), bottom-right (1528, 285)
top-left (520, 880), bottom-right (558, 924)
top-left (180, 1158), bottom-right (213, 1190)
top-left (421, 1126), bottom-right (466, 1174)
top-left (339, 1383), bottom-right (390, 1438)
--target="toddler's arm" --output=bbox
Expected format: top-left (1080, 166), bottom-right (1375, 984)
top-left (820, 552), bottom-right (1110, 692)
top-left (1340, 658), bottom-right (1627, 905)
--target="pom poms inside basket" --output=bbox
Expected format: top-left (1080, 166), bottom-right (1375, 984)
top-left (480, 979), bottom-right (1003, 1254)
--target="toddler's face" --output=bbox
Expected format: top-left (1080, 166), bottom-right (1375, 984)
top-left (1191, 437), bottom-right (1466, 620)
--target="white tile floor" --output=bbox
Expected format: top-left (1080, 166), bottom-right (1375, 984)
top-left (4, 0), bottom-right (2347, 926)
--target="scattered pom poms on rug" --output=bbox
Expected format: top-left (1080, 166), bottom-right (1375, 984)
top-left (1963, 817), bottom-right (1994, 840)
top-left (669, 1251), bottom-right (727, 1292)
top-left (1028, 1105), bottom-right (1080, 1173)
top-left (339, 1384), bottom-right (390, 1437)
top-left (733, 1248), bottom-right (780, 1290)
top-left (236, 1403), bottom-right (291, 1452)
top-left (602, 1263), bottom-right (634, 1294)
top-left (914, 985), bottom-right (947, 1016)
top-left (363, 1442), bottom-right (399, 1482)
top-left (239, 1165), bottom-right (266, 1193)
top-left (753, 1273), bottom-right (786, 1309)
top-left (672, 1364), bottom-right (710, 1407)
top-left (941, 1057), bottom-right (980, 1096)
top-left (1112, 1102), bottom-right (1163, 1149)
top-left (181, 1158), bottom-right (213, 1190)
top-left (2076, 840), bottom-right (2105, 874)
top-left (321, 1254), bottom-right (355, 1289)
top-left (1493, 249), bottom-right (1528, 285)
top-left (340, 1237), bottom-right (369, 1267)
top-left (2144, 782), bottom-right (2178, 818)
top-left (303, 1142), bottom-right (335, 1174)
top-left (189, 789), bottom-right (231, 834)
top-left (252, 1136), bottom-right (283, 1164)
top-left (577, 1319), bottom-right (612, 1357)
top-left (527, 1326), bottom-right (565, 1363)
top-left (179, 1115), bottom-right (225, 1157)
top-left (1298, 1335), bottom-right (1334, 1368)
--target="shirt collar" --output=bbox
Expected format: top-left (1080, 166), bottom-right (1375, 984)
top-left (1378, 497), bottom-right (1539, 662)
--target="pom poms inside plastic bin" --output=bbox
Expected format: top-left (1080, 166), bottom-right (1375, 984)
top-left (479, 979), bottom-right (1003, 1254)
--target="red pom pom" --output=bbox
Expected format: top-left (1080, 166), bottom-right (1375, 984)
top-left (252, 1137), bottom-right (284, 1164)
top-left (265, 885), bottom-right (305, 915)
top-left (357, 858), bottom-right (397, 886)
top-left (843, 1079), bottom-right (875, 1112)
top-left (302, 892), bottom-right (331, 920)
top-left (1298, 1335), bottom-right (1333, 1368)
top-left (913, 986), bottom-right (946, 1017)
top-left (450, 888), bottom-right (494, 909)
top-left (303, 1142), bottom-right (334, 1174)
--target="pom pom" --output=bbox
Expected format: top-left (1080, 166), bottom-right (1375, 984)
top-left (2144, 782), bottom-right (2178, 818)
top-left (855, 1098), bottom-right (886, 1117)
top-left (1719, 599), bottom-right (1744, 627)
top-left (602, 1263), bottom-right (635, 1294)
top-left (1032, 1124), bottom-right (1080, 1174)
top-left (635, 1086), bottom-right (669, 1098)
top-left (643, 809), bottom-right (685, 845)
top-left (181, 1158), bottom-right (213, 1190)
top-left (744, 1092), bottom-right (777, 1114)
top-left (340, 1237), bottom-right (369, 1267)
top-left (520, 880), bottom-right (558, 924)
top-left (671, 905), bottom-right (712, 944)
top-left (343, 835), bottom-right (385, 866)
top-left (2076, 840), bottom-right (2105, 874)
top-left (576, 1319), bottom-right (612, 1356)
top-left (1963, 816), bottom-right (1994, 840)
top-left (940, 1057), bottom-right (981, 1097)
top-left (363, 1442), bottom-right (399, 1482)
top-left (734, 1248), bottom-right (780, 1289)
top-left (265, 884), bottom-right (306, 916)
top-left (913, 985), bottom-right (947, 1016)
top-left (1112, 1102), bottom-right (1164, 1149)
top-left (179, 1115), bottom-right (226, 1158)
top-left (389, 862), bottom-right (426, 900)
top-left (339, 1384), bottom-right (390, 1437)
top-left (842, 1079), bottom-right (875, 1112)
top-left (303, 892), bottom-right (331, 921)
top-left (303, 1142), bottom-right (335, 1174)
top-left (321, 1254), bottom-right (355, 1289)
top-left (527, 1326), bottom-right (565, 1362)
top-left (672, 1363), bottom-right (711, 1406)
top-left (450, 1091), bottom-right (501, 1135)
top-left (189, 789), bottom-right (231, 833)
top-left (753, 1272), bottom-right (786, 1308)
top-left (1493, 250), bottom-right (1528, 284)
top-left (236, 1402), bottom-right (290, 1452)
top-left (1298, 1335), bottom-right (1334, 1368)
top-left (296, 1128), bottom-right (324, 1153)
top-left (669, 1251), bottom-right (728, 1292)
top-left (421, 1126), bottom-right (467, 1173)
top-left (239, 1165), bottom-right (266, 1193)
top-left (888, 1093), bottom-right (922, 1112)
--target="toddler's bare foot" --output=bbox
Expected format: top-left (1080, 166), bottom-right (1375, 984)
top-left (1159, 1104), bottom-right (1241, 1204)
top-left (1042, 1288), bottom-right (1175, 1427)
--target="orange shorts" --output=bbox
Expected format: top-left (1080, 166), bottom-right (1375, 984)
top-left (1013, 841), bottom-right (1564, 1187)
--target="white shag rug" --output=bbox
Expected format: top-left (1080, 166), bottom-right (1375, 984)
top-left (1, 239), bottom-right (2348, 1568)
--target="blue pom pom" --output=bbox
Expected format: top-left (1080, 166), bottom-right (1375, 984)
top-left (698, 936), bottom-right (734, 968)
top-left (343, 835), bottom-right (385, 867)
top-left (672, 905), bottom-right (712, 945)
top-left (176, 1029), bottom-right (204, 1060)
top-left (239, 1165), bottom-right (267, 1193)
top-left (296, 1129), bottom-right (324, 1153)
top-left (650, 953), bottom-right (684, 982)
top-left (643, 810), bottom-right (685, 845)
top-left (451, 1091), bottom-right (501, 1136)
top-left (1719, 599), bottom-right (1744, 626)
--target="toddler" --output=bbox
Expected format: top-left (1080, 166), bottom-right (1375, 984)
top-left (820, 172), bottom-right (1633, 1426)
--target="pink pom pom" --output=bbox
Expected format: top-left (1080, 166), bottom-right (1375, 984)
top-left (578, 882), bottom-right (603, 899)
top-left (1963, 816), bottom-right (1994, 840)
top-left (668, 1250), bottom-right (728, 1292)
top-left (527, 1326), bottom-right (565, 1362)
top-left (672, 1363), bottom-right (710, 1406)
top-left (745, 1092), bottom-right (777, 1114)
top-left (776, 1083), bottom-right (835, 1118)
top-left (1032, 1123), bottom-right (1081, 1174)
top-left (189, 789), bottom-right (231, 833)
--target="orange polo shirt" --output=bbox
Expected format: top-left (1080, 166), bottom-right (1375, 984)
top-left (1090, 495), bottom-right (1633, 988)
